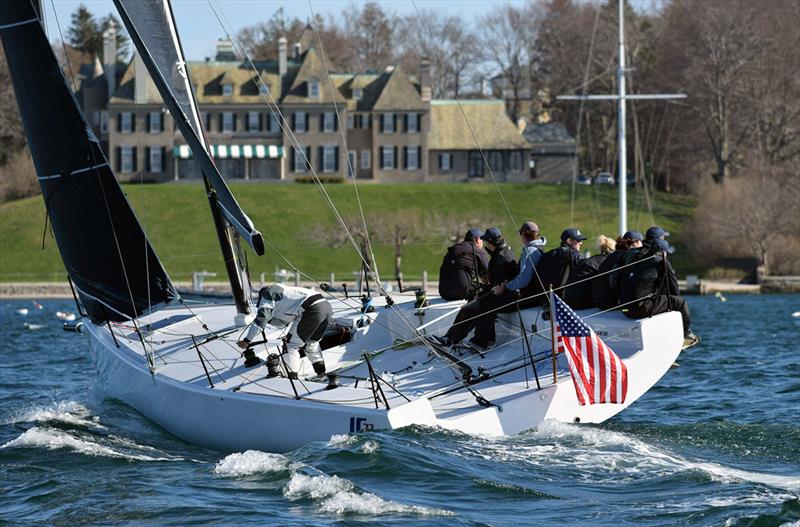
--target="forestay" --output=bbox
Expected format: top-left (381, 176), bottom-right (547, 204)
top-left (0, 2), bottom-right (177, 323)
top-left (113, 0), bottom-right (264, 255)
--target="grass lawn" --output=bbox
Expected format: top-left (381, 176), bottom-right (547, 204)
top-left (0, 181), bottom-right (700, 283)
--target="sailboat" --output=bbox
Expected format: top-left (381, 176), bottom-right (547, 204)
top-left (0, 0), bottom-right (683, 453)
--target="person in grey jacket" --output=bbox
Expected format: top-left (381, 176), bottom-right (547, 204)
top-left (238, 284), bottom-right (332, 379)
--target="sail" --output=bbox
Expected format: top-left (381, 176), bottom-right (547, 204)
top-left (0, 3), bottom-right (177, 323)
top-left (113, 0), bottom-right (264, 256)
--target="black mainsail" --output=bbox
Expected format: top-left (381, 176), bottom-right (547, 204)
top-left (114, 0), bottom-right (264, 315)
top-left (0, 3), bottom-right (177, 323)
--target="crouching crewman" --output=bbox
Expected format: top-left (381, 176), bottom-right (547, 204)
top-left (238, 284), bottom-right (332, 380)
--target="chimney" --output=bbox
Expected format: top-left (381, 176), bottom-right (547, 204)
top-left (278, 36), bottom-right (287, 77)
top-left (103, 20), bottom-right (117, 96)
top-left (215, 38), bottom-right (236, 61)
top-left (480, 78), bottom-right (490, 97)
top-left (134, 52), bottom-right (148, 104)
top-left (419, 58), bottom-right (431, 102)
top-left (293, 42), bottom-right (301, 60)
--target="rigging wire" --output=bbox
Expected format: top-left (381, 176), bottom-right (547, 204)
top-left (307, 0), bottom-right (381, 287)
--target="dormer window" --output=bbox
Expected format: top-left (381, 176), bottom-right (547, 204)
top-left (259, 83), bottom-right (269, 95)
top-left (222, 83), bottom-right (233, 96)
top-left (353, 87), bottom-right (363, 101)
top-left (309, 78), bottom-right (320, 99)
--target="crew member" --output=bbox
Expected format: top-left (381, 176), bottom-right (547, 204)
top-left (564, 235), bottom-right (615, 310)
top-left (618, 238), bottom-right (699, 347)
top-left (438, 228), bottom-right (488, 301)
top-left (238, 284), bottom-right (333, 379)
top-left (592, 230), bottom-right (643, 309)
top-left (434, 226), bottom-right (517, 349)
top-left (537, 228), bottom-right (586, 300)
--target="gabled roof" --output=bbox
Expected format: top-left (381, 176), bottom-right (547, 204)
top-left (281, 47), bottom-right (345, 105)
top-left (523, 122), bottom-right (575, 144)
top-left (109, 57), bottom-right (283, 104)
top-left (428, 100), bottom-right (530, 150)
top-left (370, 66), bottom-right (427, 111)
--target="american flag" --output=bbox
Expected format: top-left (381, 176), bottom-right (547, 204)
top-left (552, 294), bottom-right (628, 405)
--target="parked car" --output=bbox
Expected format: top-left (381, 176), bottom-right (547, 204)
top-left (596, 172), bottom-right (615, 186)
top-left (576, 174), bottom-right (592, 185)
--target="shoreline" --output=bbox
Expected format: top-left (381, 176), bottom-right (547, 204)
top-left (2, 277), bottom-right (799, 299)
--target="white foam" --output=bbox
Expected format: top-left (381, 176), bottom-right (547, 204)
top-left (213, 450), bottom-right (292, 477)
top-left (362, 440), bottom-right (379, 454)
top-left (284, 472), bottom-right (451, 516)
top-left (4, 401), bottom-right (104, 429)
top-left (0, 427), bottom-right (179, 462)
top-left (328, 434), bottom-right (357, 447)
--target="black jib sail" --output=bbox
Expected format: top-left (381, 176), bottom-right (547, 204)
top-left (113, 0), bottom-right (264, 257)
top-left (0, 3), bottom-right (177, 322)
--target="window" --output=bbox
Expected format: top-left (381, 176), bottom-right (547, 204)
top-left (120, 112), bottom-right (133, 133)
top-left (100, 111), bottom-right (109, 134)
top-left (381, 145), bottom-right (395, 169)
top-left (267, 113), bottom-right (278, 133)
top-left (293, 112), bottom-right (307, 133)
top-left (121, 146), bottom-right (135, 173)
top-left (347, 150), bottom-right (356, 177)
top-left (222, 112), bottom-right (235, 133)
top-left (248, 111), bottom-right (261, 132)
top-left (200, 112), bottom-right (209, 131)
top-left (321, 112), bottom-right (336, 133)
top-left (489, 151), bottom-right (504, 172)
top-left (439, 153), bottom-right (452, 172)
top-left (322, 146), bottom-right (337, 173)
top-left (509, 151), bottom-right (523, 171)
top-left (259, 83), bottom-right (269, 95)
top-left (149, 147), bottom-right (163, 173)
top-left (406, 113), bottom-right (419, 133)
top-left (405, 145), bottom-right (419, 170)
top-left (293, 145), bottom-right (307, 173)
top-left (346, 114), bottom-right (354, 130)
top-left (361, 150), bottom-right (371, 169)
top-left (381, 113), bottom-right (395, 134)
top-left (309, 79), bottom-right (320, 99)
top-left (468, 151), bottom-right (484, 178)
top-left (353, 87), bottom-right (363, 100)
top-left (222, 83), bottom-right (233, 96)
top-left (148, 112), bottom-right (162, 134)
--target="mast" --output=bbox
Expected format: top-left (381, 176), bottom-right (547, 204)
top-left (557, 0), bottom-right (686, 235)
top-left (113, 0), bottom-right (264, 316)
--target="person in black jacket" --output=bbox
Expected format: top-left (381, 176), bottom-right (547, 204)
top-left (438, 228), bottom-right (488, 301)
top-left (536, 228), bottom-right (585, 301)
top-left (564, 235), bottom-right (615, 309)
top-left (436, 227), bottom-right (516, 347)
top-left (592, 230), bottom-right (643, 309)
top-left (618, 238), bottom-right (698, 346)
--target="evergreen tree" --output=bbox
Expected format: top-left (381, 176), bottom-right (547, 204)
top-left (66, 4), bottom-right (102, 57)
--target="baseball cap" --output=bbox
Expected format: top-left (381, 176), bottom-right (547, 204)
top-left (653, 238), bottom-right (670, 252)
top-left (518, 221), bottom-right (539, 234)
top-left (464, 228), bottom-right (483, 242)
top-left (561, 228), bottom-right (588, 242)
top-left (480, 227), bottom-right (503, 244)
top-left (645, 226), bottom-right (670, 239)
top-left (623, 230), bottom-right (644, 241)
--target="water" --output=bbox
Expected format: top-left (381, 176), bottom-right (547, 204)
top-left (1, 295), bottom-right (798, 526)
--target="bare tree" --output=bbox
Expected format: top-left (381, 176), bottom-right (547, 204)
top-left (237, 8), bottom-right (306, 60)
top-left (689, 164), bottom-right (800, 277)
top-left (342, 2), bottom-right (398, 72)
top-left (398, 10), bottom-right (480, 98)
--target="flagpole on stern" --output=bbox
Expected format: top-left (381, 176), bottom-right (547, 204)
top-left (549, 289), bottom-right (558, 384)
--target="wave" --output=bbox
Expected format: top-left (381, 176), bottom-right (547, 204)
top-left (213, 450), bottom-right (293, 477)
top-left (477, 421), bottom-right (800, 492)
top-left (284, 472), bottom-right (452, 516)
top-left (1, 426), bottom-right (183, 462)
top-left (215, 448), bottom-right (452, 517)
top-left (3, 401), bottom-right (104, 429)
top-left (327, 434), bottom-right (379, 454)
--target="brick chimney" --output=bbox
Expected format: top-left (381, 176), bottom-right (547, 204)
top-left (102, 20), bottom-right (117, 96)
top-left (419, 58), bottom-right (431, 102)
top-left (278, 36), bottom-right (287, 77)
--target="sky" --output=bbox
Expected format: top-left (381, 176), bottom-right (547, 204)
top-left (43, 0), bottom-right (665, 62)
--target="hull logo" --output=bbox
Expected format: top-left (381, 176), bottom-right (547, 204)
top-left (349, 417), bottom-right (374, 432)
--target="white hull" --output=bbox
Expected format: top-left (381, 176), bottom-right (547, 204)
top-left (84, 293), bottom-right (683, 452)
